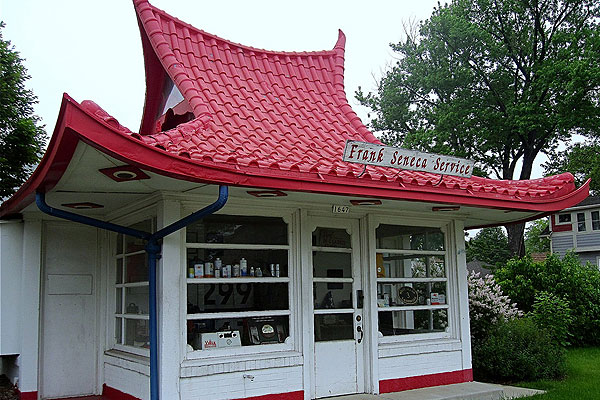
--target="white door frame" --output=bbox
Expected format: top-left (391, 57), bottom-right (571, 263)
top-left (302, 214), bottom-right (372, 399)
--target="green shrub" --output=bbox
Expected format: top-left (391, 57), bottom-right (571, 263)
top-left (531, 291), bottom-right (573, 347)
top-left (473, 317), bottom-right (566, 383)
top-left (495, 253), bottom-right (600, 346)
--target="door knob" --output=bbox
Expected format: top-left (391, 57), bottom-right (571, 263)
top-left (357, 325), bottom-right (363, 343)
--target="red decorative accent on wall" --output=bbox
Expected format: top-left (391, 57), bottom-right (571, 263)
top-left (102, 384), bottom-right (140, 400)
top-left (17, 390), bottom-right (38, 400)
top-left (379, 369), bottom-right (473, 393)
top-left (232, 391), bottom-right (303, 400)
top-left (551, 214), bottom-right (572, 232)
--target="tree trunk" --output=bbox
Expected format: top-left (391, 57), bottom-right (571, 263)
top-left (506, 223), bottom-right (526, 258)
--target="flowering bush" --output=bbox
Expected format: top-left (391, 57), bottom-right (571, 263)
top-left (468, 271), bottom-right (522, 343)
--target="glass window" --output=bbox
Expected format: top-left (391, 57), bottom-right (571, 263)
top-left (114, 218), bottom-right (153, 352)
top-left (375, 225), bottom-right (449, 338)
top-left (577, 213), bottom-right (586, 232)
top-left (558, 213), bottom-right (571, 223)
top-left (186, 215), bottom-right (288, 245)
top-left (592, 211), bottom-right (600, 231)
top-left (186, 214), bottom-right (291, 352)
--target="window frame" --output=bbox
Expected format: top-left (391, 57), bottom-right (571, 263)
top-left (110, 215), bottom-right (156, 357)
top-left (183, 210), bottom-right (297, 359)
top-left (556, 213), bottom-right (572, 225)
top-left (370, 216), bottom-right (455, 345)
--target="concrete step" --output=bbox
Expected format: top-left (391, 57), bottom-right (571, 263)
top-left (325, 382), bottom-right (544, 400)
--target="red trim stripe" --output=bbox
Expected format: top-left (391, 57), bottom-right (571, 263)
top-left (379, 369), bottom-right (473, 393)
top-left (17, 390), bottom-right (37, 400)
top-left (232, 391), bottom-right (303, 400)
top-left (102, 384), bottom-right (140, 400)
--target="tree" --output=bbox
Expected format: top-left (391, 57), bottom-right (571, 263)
top-left (544, 139), bottom-right (600, 195)
top-left (466, 227), bottom-right (511, 268)
top-left (357, 0), bottom-right (600, 257)
top-left (524, 218), bottom-right (550, 254)
top-left (0, 22), bottom-right (47, 198)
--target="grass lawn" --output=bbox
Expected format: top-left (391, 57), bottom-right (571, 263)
top-left (516, 347), bottom-right (600, 399)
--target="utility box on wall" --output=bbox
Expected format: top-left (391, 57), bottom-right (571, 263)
top-left (0, 221), bottom-right (23, 356)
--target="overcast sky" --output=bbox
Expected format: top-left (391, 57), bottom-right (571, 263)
top-left (1, 0), bottom-right (440, 132)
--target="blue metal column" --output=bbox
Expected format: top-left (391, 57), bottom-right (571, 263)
top-left (36, 185), bottom-right (229, 400)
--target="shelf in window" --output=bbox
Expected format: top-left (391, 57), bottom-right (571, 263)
top-left (187, 277), bottom-right (290, 284)
top-left (313, 277), bottom-right (353, 283)
top-left (311, 246), bottom-right (352, 253)
top-left (376, 278), bottom-right (447, 283)
top-left (185, 243), bottom-right (290, 250)
top-left (377, 304), bottom-right (449, 312)
top-left (187, 310), bottom-right (290, 320)
top-left (313, 308), bottom-right (354, 315)
top-left (115, 313), bottom-right (149, 320)
top-left (376, 249), bottom-right (445, 256)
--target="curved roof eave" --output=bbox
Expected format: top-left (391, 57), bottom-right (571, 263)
top-left (0, 94), bottom-right (589, 219)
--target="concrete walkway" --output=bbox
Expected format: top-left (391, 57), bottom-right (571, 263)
top-left (324, 382), bottom-right (544, 400)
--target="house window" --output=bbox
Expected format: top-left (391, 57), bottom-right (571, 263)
top-left (375, 224), bottom-right (449, 337)
top-left (577, 212), bottom-right (586, 232)
top-left (557, 214), bottom-right (571, 224)
top-left (113, 219), bottom-right (155, 352)
top-left (592, 211), bottom-right (600, 231)
top-left (185, 215), bottom-right (291, 353)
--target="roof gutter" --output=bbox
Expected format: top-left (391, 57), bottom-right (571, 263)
top-left (36, 185), bottom-right (229, 400)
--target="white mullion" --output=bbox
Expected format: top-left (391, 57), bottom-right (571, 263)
top-left (377, 304), bottom-right (449, 312)
top-left (187, 310), bottom-right (291, 320)
top-left (185, 243), bottom-right (290, 250)
top-left (312, 277), bottom-right (353, 283)
top-left (376, 277), bottom-right (447, 283)
top-left (376, 248), bottom-right (446, 256)
top-left (117, 281), bottom-right (150, 288)
top-left (118, 313), bottom-right (150, 320)
top-left (313, 308), bottom-right (354, 315)
top-left (123, 249), bottom-right (147, 257)
top-left (311, 246), bottom-right (352, 253)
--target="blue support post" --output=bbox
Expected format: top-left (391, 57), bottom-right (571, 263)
top-left (36, 185), bottom-right (229, 400)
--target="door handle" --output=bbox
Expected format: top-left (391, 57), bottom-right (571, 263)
top-left (357, 325), bottom-right (363, 343)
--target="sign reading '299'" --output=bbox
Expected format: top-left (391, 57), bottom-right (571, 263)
top-left (343, 140), bottom-right (474, 178)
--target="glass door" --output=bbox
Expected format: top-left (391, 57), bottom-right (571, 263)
top-left (310, 219), bottom-right (364, 398)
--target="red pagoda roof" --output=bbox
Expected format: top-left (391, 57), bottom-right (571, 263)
top-left (0, 0), bottom-right (589, 220)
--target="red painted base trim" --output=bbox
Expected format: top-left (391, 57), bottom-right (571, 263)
top-left (379, 369), bottom-right (473, 393)
top-left (102, 384), bottom-right (140, 400)
top-left (17, 390), bottom-right (38, 400)
top-left (232, 390), bottom-right (304, 400)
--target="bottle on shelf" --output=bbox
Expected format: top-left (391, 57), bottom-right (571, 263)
top-left (270, 264), bottom-right (275, 277)
top-left (256, 267), bottom-right (263, 277)
top-left (250, 266), bottom-right (255, 277)
top-left (275, 264), bottom-right (280, 277)
top-left (240, 258), bottom-right (248, 276)
top-left (233, 264), bottom-right (240, 277)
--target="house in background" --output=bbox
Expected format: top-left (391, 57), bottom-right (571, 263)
top-left (548, 196), bottom-right (600, 267)
top-left (0, 1), bottom-right (589, 399)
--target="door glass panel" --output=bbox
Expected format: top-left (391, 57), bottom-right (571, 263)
top-left (313, 251), bottom-right (351, 278)
top-left (377, 254), bottom-right (445, 278)
top-left (376, 225), bottom-right (444, 251)
top-left (313, 282), bottom-right (352, 309)
top-left (378, 309), bottom-right (448, 335)
top-left (314, 313), bottom-right (354, 341)
top-left (312, 227), bottom-right (351, 248)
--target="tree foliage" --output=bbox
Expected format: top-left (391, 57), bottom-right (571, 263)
top-left (0, 22), bottom-right (46, 198)
top-left (466, 227), bottom-right (511, 267)
top-left (544, 139), bottom-right (600, 195)
top-left (524, 218), bottom-right (550, 254)
top-left (357, 0), bottom-right (600, 255)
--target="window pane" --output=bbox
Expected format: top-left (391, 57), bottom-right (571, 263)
top-left (592, 211), bottom-right (600, 231)
top-left (115, 318), bottom-right (122, 344)
top-left (377, 254), bottom-right (445, 278)
top-left (312, 228), bottom-right (351, 248)
top-left (125, 318), bottom-right (149, 348)
top-left (377, 282), bottom-right (447, 307)
top-left (378, 309), bottom-right (448, 335)
top-left (376, 225), bottom-right (444, 251)
top-left (314, 313), bottom-right (354, 341)
top-left (116, 233), bottom-right (123, 255)
top-left (125, 253), bottom-right (148, 283)
top-left (115, 288), bottom-right (123, 313)
top-left (577, 212), bottom-right (586, 232)
top-left (187, 283), bottom-right (288, 313)
top-left (313, 251), bottom-right (351, 278)
top-left (314, 282), bottom-right (352, 309)
top-left (187, 316), bottom-right (289, 350)
top-left (125, 286), bottom-right (149, 315)
top-left (187, 249), bottom-right (288, 278)
top-left (186, 215), bottom-right (288, 245)
top-left (558, 213), bottom-right (571, 223)
top-left (116, 258), bottom-right (123, 284)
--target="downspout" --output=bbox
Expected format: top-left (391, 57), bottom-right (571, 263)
top-left (36, 185), bottom-right (229, 400)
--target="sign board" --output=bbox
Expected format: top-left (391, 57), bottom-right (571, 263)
top-left (332, 205), bottom-right (350, 214)
top-left (343, 140), bottom-right (474, 178)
